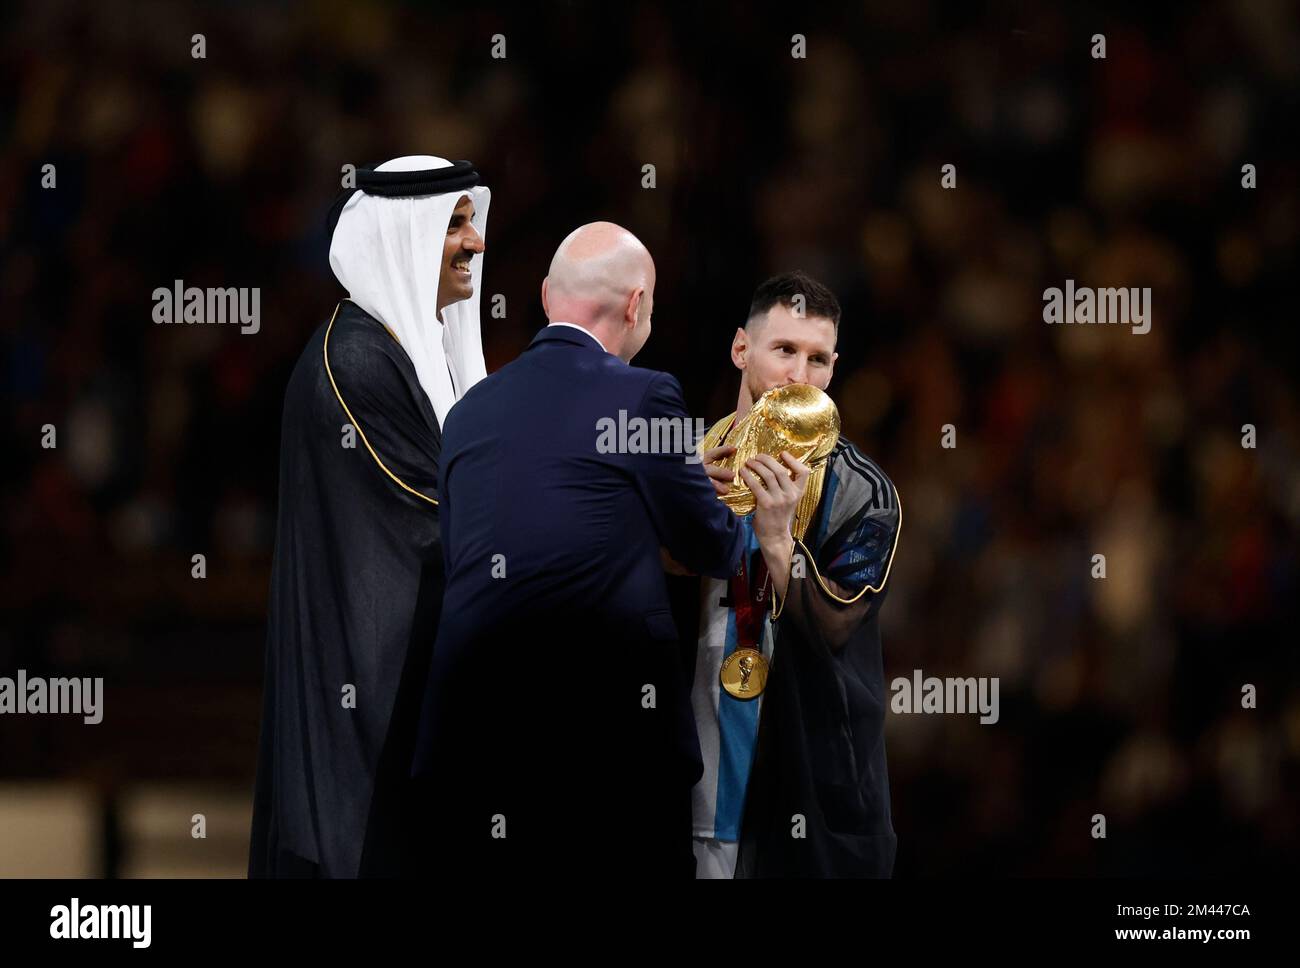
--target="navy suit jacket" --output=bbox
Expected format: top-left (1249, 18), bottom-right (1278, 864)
top-left (435, 323), bottom-right (742, 642)
top-left (411, 324), bottom-right (742, 870)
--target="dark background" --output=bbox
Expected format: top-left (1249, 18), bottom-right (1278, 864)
top-left (1, 0), bottom-right (1297, 876)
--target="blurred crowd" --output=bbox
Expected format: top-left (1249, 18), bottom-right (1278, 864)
top-left (1, 0), bottom-right (1297, 875)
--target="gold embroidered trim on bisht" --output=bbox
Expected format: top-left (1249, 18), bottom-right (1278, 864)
top-left (323, 302), bottom-right (439, 508)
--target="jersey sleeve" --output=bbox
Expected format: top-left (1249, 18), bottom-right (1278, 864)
top-left (771, 455), bottom-right (901, 652)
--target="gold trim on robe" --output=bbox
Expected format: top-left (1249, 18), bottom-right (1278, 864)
top-left (323, 302), bottom-right (440, 508)
top-left (700, 408), bottom-right (902, 607)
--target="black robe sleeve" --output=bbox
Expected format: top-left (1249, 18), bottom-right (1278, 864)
top-left (249, 300), bottom-right (445, 878)
top-left (737, 443), bottom-right (902, 878)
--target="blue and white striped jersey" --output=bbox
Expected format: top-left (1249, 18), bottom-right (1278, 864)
top-left (690, 518), bottom-right (776, 841)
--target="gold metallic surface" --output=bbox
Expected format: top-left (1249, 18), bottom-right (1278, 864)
top-left (700, 384), bottom-right (840, 540)
top-left (720, 648), bottom-right (770, 700)
top-left (719, 384), bottom-right (840, 515)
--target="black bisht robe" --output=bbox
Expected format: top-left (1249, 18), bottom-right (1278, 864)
top-left (249, 299), bottom-right (444, 877)
top-left (669, 437), bottom-right (903, 877)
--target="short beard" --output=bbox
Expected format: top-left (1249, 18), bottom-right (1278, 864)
top-left (744, 368), bottom-right (768, 412)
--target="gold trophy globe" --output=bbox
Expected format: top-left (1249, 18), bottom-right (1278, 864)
top-left (716, 383), bottom-right (841, 520)
top-left (703, 383), bottom-right (841, 702)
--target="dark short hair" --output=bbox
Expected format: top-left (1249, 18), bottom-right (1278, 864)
top-left (746, 270), bottom-right (841, 329)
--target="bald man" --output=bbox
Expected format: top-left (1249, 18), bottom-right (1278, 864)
top-left (412, 223), bottom-right (743, 878)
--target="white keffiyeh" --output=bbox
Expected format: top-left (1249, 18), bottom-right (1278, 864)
top-left (328, 155), bottom-right (491, 427)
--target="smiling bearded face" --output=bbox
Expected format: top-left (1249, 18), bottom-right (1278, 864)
top-left (437, 194), bottom-right (484, 314)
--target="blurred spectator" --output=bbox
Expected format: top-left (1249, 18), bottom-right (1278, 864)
top-left (0, 0), bottom-right (1295, 875)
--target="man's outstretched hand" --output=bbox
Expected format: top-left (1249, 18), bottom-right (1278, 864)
top-left (702, 444), bottom-right (736, 497)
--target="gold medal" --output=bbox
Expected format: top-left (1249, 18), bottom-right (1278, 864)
top-left (720, 648), bottom-right (770, 700)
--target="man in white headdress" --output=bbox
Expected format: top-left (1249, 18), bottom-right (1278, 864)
top-left (250, 155), bottom-right (490, 878)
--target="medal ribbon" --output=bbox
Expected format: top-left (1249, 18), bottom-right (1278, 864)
top-left (729, 545), bottom-right (769, 651)
top-left (718, 414), bottom-right (770, 652)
